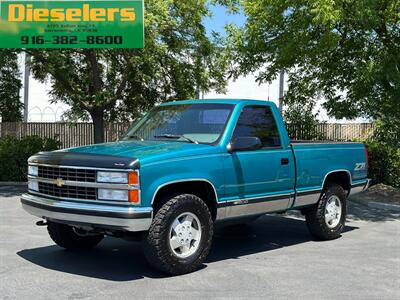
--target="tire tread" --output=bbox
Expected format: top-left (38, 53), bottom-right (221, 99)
top-left (144, 194), bottom-right (213, 275)
top-left (305, 183), bottom-right (346, 240)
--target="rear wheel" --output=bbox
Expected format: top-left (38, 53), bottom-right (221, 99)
top-left (144, 194), bottom-right (213, 275)
top-left (305, 183), bottom-right (346, 240)
top-left (47, 221), bottom-right (104, 250)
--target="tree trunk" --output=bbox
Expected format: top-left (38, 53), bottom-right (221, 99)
top-left (90, 109), bottom-right (105, 144)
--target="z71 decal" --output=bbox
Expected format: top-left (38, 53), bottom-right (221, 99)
top-left (354, 163), bottom-right (367, 171)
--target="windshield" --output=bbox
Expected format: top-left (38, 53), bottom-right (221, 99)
top-left (123, 103), bottom-right (235, 144)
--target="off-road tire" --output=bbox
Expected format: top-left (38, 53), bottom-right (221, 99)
top-left (305, 183), bottom-right (347, 240)
top-left (144, 194), bottom-right (213, 275)
top-left (47, 221), bottom-right (104, 250)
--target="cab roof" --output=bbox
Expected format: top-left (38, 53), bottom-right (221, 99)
top-left (159, 99), bottom-right (276, 106)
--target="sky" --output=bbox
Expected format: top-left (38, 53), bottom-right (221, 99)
top-left (204, 5), bottom-right (246, 36)
top-left (21, 4), bottom-right (340, 122)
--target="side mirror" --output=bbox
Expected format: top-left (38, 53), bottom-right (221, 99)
top-left (228, 137), bottom-right (262, 153)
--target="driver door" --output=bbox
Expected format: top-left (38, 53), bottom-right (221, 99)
top-left (223, 105), bottom-right (295, 218)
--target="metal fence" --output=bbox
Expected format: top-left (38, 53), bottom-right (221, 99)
top-left (0, 122), bottom-right (375, 149)
top-left (0, 122), bottom-right (131, 148)
top-left (286, 123), bottom-right (375, 142)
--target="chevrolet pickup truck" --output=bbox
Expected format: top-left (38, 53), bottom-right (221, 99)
top-left (22, 99), bottom-right (370, 275)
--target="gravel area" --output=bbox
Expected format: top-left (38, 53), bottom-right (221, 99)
top-left (350, 183), bottom-right (400, 206)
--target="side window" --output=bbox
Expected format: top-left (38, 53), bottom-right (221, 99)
top-left (232, 105), bottom-right (281, 148)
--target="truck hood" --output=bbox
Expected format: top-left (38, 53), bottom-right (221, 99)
top-left (63, 140), bottom-right (221, 166)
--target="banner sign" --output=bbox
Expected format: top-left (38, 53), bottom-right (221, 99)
top-left (0, 0), bottom-right (144, 48)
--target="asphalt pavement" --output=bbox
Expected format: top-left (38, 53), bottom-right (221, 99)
top-left (0, 186), bottom-right (399, 299)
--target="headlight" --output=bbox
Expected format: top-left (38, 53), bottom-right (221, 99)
top-left (98, 189), bottom-right (128, 201)
top-left (97, 171), bottom-right (128, 184)
top-left (28, 165), bottom-right (38, 177)
top-left (28, 180), bottom-right (39, 191)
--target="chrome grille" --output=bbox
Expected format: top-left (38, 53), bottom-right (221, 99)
top-left (38, 166), bottom-right (96, 182)
top-left (38, 182), bottom-right (96, 200)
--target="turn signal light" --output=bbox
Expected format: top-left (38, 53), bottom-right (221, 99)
top-left (128, 171), bottom-right (139, 185)
top-left (129, 190), bottom-right (140, 203)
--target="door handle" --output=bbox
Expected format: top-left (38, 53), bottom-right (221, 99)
top-left (281, 158), bottom-right (289, 165)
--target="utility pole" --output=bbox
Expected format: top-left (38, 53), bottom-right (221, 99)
top-left (278, 70), bottom-right (284, 113)
top-left (23, 52), bottom-right (31, 122)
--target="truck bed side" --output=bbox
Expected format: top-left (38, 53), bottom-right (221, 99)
top-left (291, 142), bottom-right (369, 208)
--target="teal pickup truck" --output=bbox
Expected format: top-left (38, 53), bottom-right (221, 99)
top-left (22, 99), bottom-right (370, 274)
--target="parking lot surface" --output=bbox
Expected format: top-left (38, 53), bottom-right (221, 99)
top-left (1, 186), bottom-right (399, 299)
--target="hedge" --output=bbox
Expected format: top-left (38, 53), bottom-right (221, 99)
top-left (365, 140), bottom-right (400, 188)
top-left (0, 135), bottom-right (60, 182)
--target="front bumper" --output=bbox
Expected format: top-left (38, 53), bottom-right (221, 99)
top-left (21, 193), bottom-right (153, 232)
top-left (349, 179), bottom-right (372, 197)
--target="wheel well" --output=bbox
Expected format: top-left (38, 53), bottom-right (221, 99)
top-left (323, 171), bottom-right (351, 193)
top-left (152, 181), bottom-right (218, 221)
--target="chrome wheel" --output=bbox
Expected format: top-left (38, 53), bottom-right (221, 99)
top-left (325, 195), bottom-right (342, 228)
top-left (169, 212), bottom-right (202, 259)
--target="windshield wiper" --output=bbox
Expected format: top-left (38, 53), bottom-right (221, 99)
top-left (154, 134), bottom-right (199, 144)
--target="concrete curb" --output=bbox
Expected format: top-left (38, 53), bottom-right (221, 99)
top-left (368, 201), bottom-right (400, 212)
top-left (0, 182), bottom-right (27, 186)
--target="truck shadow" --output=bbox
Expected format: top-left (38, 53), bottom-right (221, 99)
top-left (209, 214), bottom-right (357, 263)
top-left (17, 215), bottom-right (358, 282)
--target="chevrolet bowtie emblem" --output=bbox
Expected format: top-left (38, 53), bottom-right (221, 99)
top-left (54, 178), bottom-right (65, 187)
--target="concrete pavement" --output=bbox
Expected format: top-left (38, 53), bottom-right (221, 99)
top-left (0, 187), bottom-right (399, 299)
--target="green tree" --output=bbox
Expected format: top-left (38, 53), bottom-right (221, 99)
top-left (0, 50), bottom-right (23, 122)
top-left (222, 0), bottom-right (400, 131)
top-left (28, 0), bottom-right (228, 143)
top-left (284, 101), bottom-right (325, 141)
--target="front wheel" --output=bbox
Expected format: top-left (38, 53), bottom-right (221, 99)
top-left (144, 194), bottom-right (213, 275)
top-left (305, 183), bottom-right (347, 240)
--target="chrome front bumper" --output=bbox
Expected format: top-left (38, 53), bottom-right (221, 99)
top-left (349, 179), bottom-right (372, 197)
top-left (21, 193), bottom-right (153, 232)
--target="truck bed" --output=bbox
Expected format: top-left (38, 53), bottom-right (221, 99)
top-left (291, 142), bottom-right (368, 193)
top-left (291, 141), bottom-right (357, 144)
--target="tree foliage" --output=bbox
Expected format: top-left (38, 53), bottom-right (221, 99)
top-left (223, 0), bottom-right (400, 129)
top-left (28, 0), bottom-right (228, 143)
top-left (284, 101), bottom-right (325, 141)
top-left (0, 50), bottom-right (23, 122)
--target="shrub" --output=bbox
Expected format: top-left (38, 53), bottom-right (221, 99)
top-left (365, 140), bottom-right (400, 188)
top-left (0, 135), bottom-right (60, 182)
top-left (372, 119), bottom-right (400, 148)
